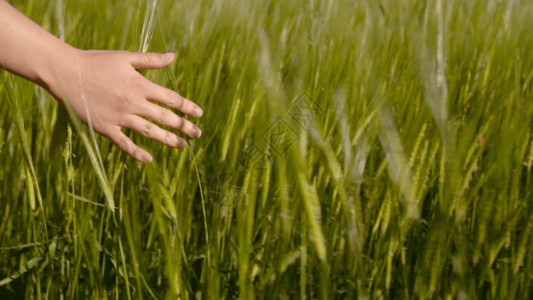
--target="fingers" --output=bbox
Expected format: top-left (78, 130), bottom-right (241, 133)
top-left (144, 80), bottom-right (203, 118)
top-left (127, 51), bottom-right (176, 70)
top-left (123, 51), bottom-right (203, 117)
top-left (135, 102), bottom-right (202, 139)
top-left (100, 50), bottom-right (205, 163)
top-left (105, 128), bottom-right (153, 162)
top-left (122, 115), bottom-right (187, 149)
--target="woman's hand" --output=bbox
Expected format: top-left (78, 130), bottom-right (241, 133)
top-left (0, 0), bottom-right (202, 162)
top-left (44, 49), bottom-right (203, 162)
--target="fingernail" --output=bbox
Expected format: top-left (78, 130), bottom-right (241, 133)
top-left (175, 137), bottom-right (186, 148)
top-left (194, 107), bottom-right (203, 117)
top-left (179, 138), bottom-right (187, 148)
top-left (143, 152), bottom-right (153, 162)
top-left (164, 51), bottom-right (176, 60)
top-left (194, 125), bottom-right (202, 138)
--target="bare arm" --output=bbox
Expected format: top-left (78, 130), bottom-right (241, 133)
top-left (0, 0), bottom-right (203, 162)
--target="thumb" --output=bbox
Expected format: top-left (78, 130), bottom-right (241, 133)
top-left (128, 51), bottom-right (175, 70)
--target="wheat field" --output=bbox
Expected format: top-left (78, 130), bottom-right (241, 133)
top-left (1, 0), bottom-right (533, 299)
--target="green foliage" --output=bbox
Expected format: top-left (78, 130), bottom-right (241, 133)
top-left (1, 0), bottom-right (533, 298)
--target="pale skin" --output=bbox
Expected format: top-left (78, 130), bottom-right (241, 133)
top-left (0, 0), bottom-right (203, 162)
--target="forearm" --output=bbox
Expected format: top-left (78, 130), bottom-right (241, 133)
top-left (0, 0), bottom-right (76, 88)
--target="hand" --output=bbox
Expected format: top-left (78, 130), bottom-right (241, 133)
top-left (44, 50), bottom-right (203, 162)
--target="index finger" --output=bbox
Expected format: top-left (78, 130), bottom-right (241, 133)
top-left (144, 80), bottom-right (203, 118)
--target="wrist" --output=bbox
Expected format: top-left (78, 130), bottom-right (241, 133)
top-left (37, 43), bottom-right (81, 98)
